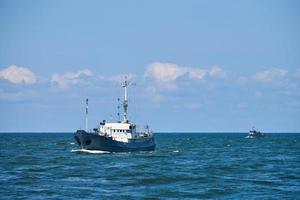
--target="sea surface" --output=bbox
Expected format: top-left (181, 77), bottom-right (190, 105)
top-left (0, 132), bottom-right (299, 200)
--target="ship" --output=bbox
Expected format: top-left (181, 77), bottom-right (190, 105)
top-left (246, 127), bottom-right (265, 138)
top-left (74, 77), bottom-right (155, 152)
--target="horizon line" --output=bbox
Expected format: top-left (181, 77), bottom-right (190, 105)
top-left (0, 131), bottom-right (299, 134)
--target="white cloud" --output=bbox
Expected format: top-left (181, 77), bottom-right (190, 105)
top-left (145, 62), bottom-right (224, 90)
top-left (0, 65), bottom-right (37, 85)
top-left (253, 68), bottom-right (288, 82)
top-left (145, 62), bottom-right (186, 82)
top-left (145, 62), bottom-right (225, 81)
top-left (209, 66), bottom-right (226, 78)
top-left (51, 69), bottom-right (92, 90)
top-left (145, 62), bottom-right (188, 90)
top-left (187, 68), bottom-right (207, 80)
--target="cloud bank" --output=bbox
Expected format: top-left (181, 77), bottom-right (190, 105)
top-left (145, 62), bottom-right (208, 82)
top-left (1, 63), bottom-right (299, 104)
top-left (253, 68), bottom-right (288, 82)
top-left (51, 69), bottom-right (92, 90)
top-left (145, 62), bottom-right (225, 90)
top-left (0, 65), bottom-right (37, 85)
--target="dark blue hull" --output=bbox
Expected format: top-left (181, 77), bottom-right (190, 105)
top-left (74, 130), bottom-right (155, 152)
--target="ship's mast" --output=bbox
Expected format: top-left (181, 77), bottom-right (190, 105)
top-left (85, 98), bottom-right (88, 131)
top-left (117, 98), bottom-right (121, 122)
top-left (122, 77), bottom-right (129, 122)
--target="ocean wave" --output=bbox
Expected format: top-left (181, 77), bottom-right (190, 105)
top-left (71, 149), bottom-right (110, 154)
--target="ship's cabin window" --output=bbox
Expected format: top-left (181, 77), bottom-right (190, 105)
top-left (114, 129), bottom-right (129, 133)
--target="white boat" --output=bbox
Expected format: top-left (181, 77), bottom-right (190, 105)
top-left (246, 127), bottom-right (265, 138)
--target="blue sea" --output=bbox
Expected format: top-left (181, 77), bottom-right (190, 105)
top-left (0, 132), bottom-right (299, 199)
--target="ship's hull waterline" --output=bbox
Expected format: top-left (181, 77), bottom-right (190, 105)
top-left (74, 130), bottom-right (156, 152)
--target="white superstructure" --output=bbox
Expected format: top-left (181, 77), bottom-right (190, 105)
top-left (93, 77), bottom-right (152, 143)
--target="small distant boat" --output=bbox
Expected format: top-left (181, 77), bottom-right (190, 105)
top-left (246, 127), bottom-right (265, 138)
top-left (74, 77), bottom-right (155, 152)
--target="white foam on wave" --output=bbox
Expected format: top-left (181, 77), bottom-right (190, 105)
top-left (70, 142), bottom-right (75, 145)
top-left (71, 149), bottom-right (110, 154)
top-left (173, 150), bottom-right (179, 153)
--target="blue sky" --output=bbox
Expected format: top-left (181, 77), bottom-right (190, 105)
top-left (0, 0), bottom-right (299, 132)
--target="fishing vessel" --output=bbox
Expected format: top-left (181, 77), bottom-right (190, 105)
top-left (246, 127), bottom-right (265, 138)
top-left (74, 77), bottom-right (155, 152)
